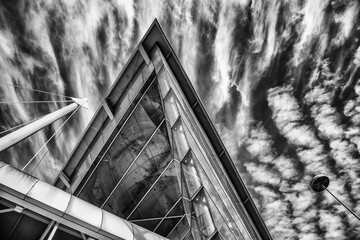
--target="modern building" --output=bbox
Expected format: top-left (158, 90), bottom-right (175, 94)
top-left (0, 20), bottom-right (272, 240)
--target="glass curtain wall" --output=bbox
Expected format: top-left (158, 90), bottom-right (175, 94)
top-left (76, 46), bottom-right (251, 240)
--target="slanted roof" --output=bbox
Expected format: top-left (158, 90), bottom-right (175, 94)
top-left (57, 19), bottom-right (272, 240)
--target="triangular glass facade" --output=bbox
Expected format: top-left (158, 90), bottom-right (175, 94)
top-left (70, 44), bottom-right (258, 239)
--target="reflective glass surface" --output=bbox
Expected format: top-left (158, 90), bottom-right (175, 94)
top-left (167, 216), bottom-right (190, 240)
top-left (128, 160), bottom-right (181, 220)
top-left (78, 80), bottom-right (164, 207)
top-left (131, 219), bottom-right (161, 232)
top-left (182, 152), bottom-right (202, 198)
top-left (164, 91), bottom-right (180, 126)
top-left (102, 123), bottom-right (172, 218)
top-left (206, 189), bottom-right (238, 240)
top-left (172, 119), bottom-right (189, 160)
top-left (149, 45), bottom-right (164, 73)
top-left (157, 67), bottom-right (171, 98)
top-left (155, 217), bottom-right (183, 237)
top-left (74, 42), bottom-right (254, 240)
top-left (181, 121), bottom-right (247, 238)
top-left (193, 189), bottom-right (216, 237)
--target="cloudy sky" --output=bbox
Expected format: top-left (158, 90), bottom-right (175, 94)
top-left (0, 0), bottom-right (360, 239)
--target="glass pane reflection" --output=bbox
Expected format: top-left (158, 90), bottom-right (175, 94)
top-left (102, 123), bottom-right (172, 218)
top-left (131, 219), bottom-right (160, 232)
top-left (193, 189), bottom-right (215, 237)
top-left (206, 190), bottom-right (239, 240)
top-left (78, 80), bottom-right (164, 207)
top-left (182, 152), bottom-right (202, 198)
top-left (128, 161), bottom-right (181, 221)
top-left (167, 216), bottom-right (190, 240)
top-left (164, 92), bottom-right (180, 126)
top-left (157, 67), bottom-right (171, 98)
top-left (183, 231), bottom-right (194, 240)
top-left (172, 120), bottom-right (189, 160)
top-left (155, 217), bottom-right (183, 237)
top-left (149, 45), bottom-right (163, 73)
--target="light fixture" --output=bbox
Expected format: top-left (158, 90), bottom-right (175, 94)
top-left (310, 174), bottom-right (360, 221)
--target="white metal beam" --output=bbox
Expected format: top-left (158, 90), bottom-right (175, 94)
top-left (102, 100), bottom-right (114, 120)
top-left (139, 43), bottom-right (150, 65)
top-left (0, 99), bottom-right (87, 152)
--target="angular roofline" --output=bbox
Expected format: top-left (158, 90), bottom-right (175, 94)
top-left (143, 19), bottom-right (272, 240)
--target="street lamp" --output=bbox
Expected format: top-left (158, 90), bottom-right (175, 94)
top-left (310, 174), bottom-right (360, 222)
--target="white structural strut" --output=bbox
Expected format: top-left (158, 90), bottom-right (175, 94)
top-left (0, 162), bottom-right (168, 240)
top-left (0, 98), bottom-right (88, 153)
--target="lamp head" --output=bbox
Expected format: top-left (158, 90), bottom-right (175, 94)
top-left (310, 174), bottom-right (330, 192)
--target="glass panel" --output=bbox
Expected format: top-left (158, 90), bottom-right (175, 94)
top-left (182, 198), bottom-right (193, 224)
top-left (189, 218), bottom-right (202, 240)
top-left (181, 122), bottom-right (247, 238)
top-left (141, 80), bottom-right (164, 127)
top-left (155, 217), bottom-right (183, 237)
top-left (157, 67), bottom-right (171, 98)
top-left (183, 231), bottom-right (194, 240)
top-left (78, 80), bottom-right (164, 207)
top-left (210, 232), bottom-right (223, 240)
top-left (0, 204), bottom-right (22, 239)
top-left (128, 160), bottom-right (181, 221)
top-left (164, 91), bottom-right (180, 126)
top-left (52, 226), bottom-right (82, 240)
top-left (167, 216), bottom-right (190, 240)
top-left (193, 189), bottom-right (216, 237)
top-left (154, 198), bottom-right (186, 236)
top-left (172, 119), bottom-right (189, 160)
top-left (168, 198), bottom-right (185, 217)
top-left (131, 219), bottom-right (161, 232)
top-left (182, 152), bottom-right (202, 198)
top-left (112, 66), bottom-right (144, 115)
top-left (108, 51), bottom-right (144, 107)
top-left (103, 123), bottom-right (172, 218)
top-left (149, 45), bottom-right (164, 73)
top-left (9, 214), bottom-right (47, 240)
top-left (206, 190), bottom-right (240, 240)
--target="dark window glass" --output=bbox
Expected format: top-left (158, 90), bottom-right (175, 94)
top-left (102, 123), bottom-right (172, 218)
top-left (0, 204), bottom-right (22, 239)
top-left (210, 232), bottom-right (223, 240)
top-left (183, 231), bottom-right (194, 240)
top-left (8, 214), bottom-right (47, 240)
top-left (131, 219), bottom-right (161, 232)
top-left (128, 160), bottom-right (181, 221)
top-left (155, 216), bottom-right (183, 237)
top-left (167, 216), bottom-right (190, 240)
top-left (157, 66), bottom-right (171, 98)
top-left (78, 80), bottom-right (164, 207)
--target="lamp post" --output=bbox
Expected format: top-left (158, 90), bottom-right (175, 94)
top-left (310, 174), bottom-right (360, 222)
